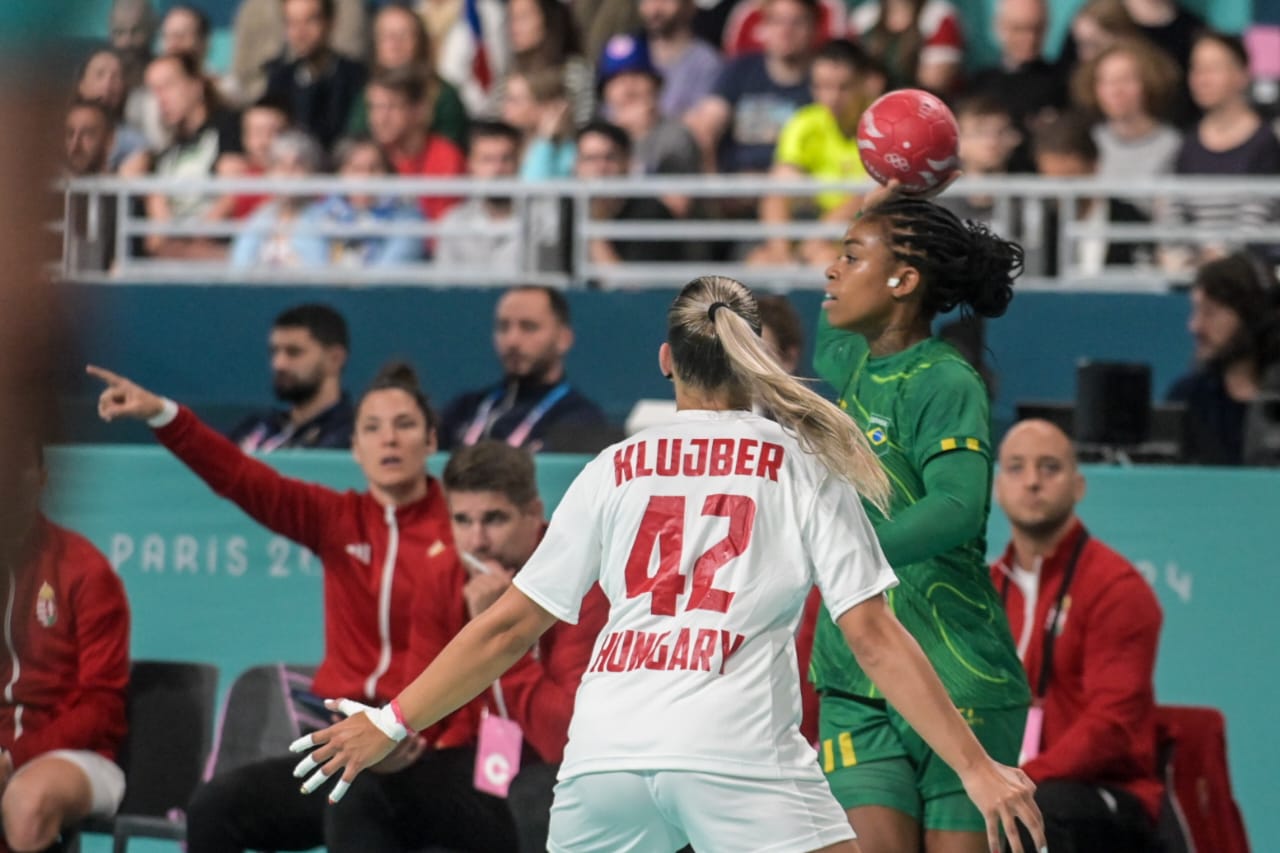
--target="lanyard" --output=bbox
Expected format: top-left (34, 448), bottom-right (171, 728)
top-left (463, 381), bottom-right (571, 448)
top-left (1001, 529), bottom-right (1090, 700)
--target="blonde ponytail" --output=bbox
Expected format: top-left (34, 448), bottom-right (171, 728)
top-left (667, 277), bottom-right (893, 516)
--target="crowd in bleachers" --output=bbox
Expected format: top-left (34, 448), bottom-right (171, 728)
top-left (63, 0), bottom-right (1280, 277)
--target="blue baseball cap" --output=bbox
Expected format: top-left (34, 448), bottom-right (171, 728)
top-left (597, 33), bottom-right (661, 91)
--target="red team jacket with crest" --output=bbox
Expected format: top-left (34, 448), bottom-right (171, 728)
top-left (155, 407), bottom-right (468, 741)
top-left (409, 554), bottom-right (610, 762)
top-left (0, 517), bottom-right (129, 767)
top-left (991, 522), bottom-right (1164, 819)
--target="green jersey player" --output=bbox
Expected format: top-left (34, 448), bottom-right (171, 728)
top-left (813, 193), bottom-right (1033, 853)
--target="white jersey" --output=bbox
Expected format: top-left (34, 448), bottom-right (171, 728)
top-left (513, 409), bottom-right (898, 781)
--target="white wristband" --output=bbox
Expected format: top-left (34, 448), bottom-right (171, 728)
top-left (368, 703), bottom-right (408, 743)
top-left (146, 398), bottom-right (179, 429)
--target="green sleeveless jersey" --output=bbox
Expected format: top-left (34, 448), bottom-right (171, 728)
top-left (810, 314), bottom-right (1029, 709)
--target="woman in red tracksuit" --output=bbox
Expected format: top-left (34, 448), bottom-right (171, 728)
top-left (89, 362), bottom-right (519, 852)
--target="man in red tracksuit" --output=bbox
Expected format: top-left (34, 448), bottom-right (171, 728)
top-left (405, 441), bottom-right (610, 853)
top-left (89, 363), bottom-right (517, 852)
top-left (991, 419), bottom-right (1163, 853)
top-left (0, 443), bottom-right (129, 853)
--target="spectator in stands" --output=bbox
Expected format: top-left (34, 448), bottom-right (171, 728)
top-left (501, 68), bottom-right (577, 178)
top-left (228, 304), bottom-right (355, 452)
top-left (65, 100), bottom-right (115, 178)
top-left (65, 100), bottom-right (121, 272)
top-left (1031, 112), bottom-right (1152, 277)
top-left (89, 360), bottom-right (524, 853)
top-left (967, 0), bottom-right (1065, 171)
top-left (0, 441), bottom-right (130, 853)
top-left (573, 120), bottom-right (698, 265)
top-left (570, 0), bottom-right (641, 81)
top-left (598, 34), bottom-right (701, 217)
top-left (757, 293), bottom-right (804, 375)
top-left (640, 0), bottom-right (724, 120)
top-left (108, 0), bottom-right (160, 145)
top-left (367, 68), bottom-right (466, 222)
top-left (263, 0), bottom-right (367, 150)
top-left (229, 130), bottom-right (329, 270)
top-left (344, 4), bottom-right (469, 150)
top-left (685, 0), bottom-right (817, 175)
top-left (1168, 32), bottom-right (1280, 267)
top-left (435, 120), bottom-right (523, 272)
top-left (599, 34), bottom-right (701, 173)
top-left (409, 441), bottom-right (610, 853)
top-left (938, 94), bottom-right (1022, 227)
top-left (492, 0), bottom-right (595, 126)
top-left (719, 0), bottom-right (845, 59)
top-left (302, 136), bottom-right (426, 268)
top-left (160, 4), bottom-right (211, 70)
top-left (848, 0), bottom-right (965, 95)
top-left (992, 418), bottom-right (1164, 853)
top-left (143, 52), bottom-right (242, 260)
top-left (215, 98), bottom-right (291, 221)
top-left (749, 39), bottom-right (885, 267)
top-left (1062, 0), bottom-right (1201, 98)
top-left (75, 48), bottom-right (148, 171)
top-left (230, 0), bottom-right (368, 106)
top-left (1059, 0), bottom-right (1141, 68)
top-left (439, 285), bottom-right (610, 452)
top-left (1168, 253), bottom-right (1280, 465)
top-left (1072, 38), bottom-right (1182, 181)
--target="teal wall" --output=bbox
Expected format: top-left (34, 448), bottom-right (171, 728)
top-left (61, 284), bottom-right (1194, 443)
top-left (44, 447), bottom-right (1277, 850)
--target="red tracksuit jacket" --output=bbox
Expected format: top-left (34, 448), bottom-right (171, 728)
top-left (408, 555), bottom-right (610, 762)
top-left (156, 407), bottom-right (459, 725)
top-left (992, 521), bottom-right (1164, 819)
top-left (0, 517), bottom-right (129, 767)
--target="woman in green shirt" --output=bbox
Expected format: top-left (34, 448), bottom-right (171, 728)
top-left (345, 4), bottom-right (469, 149)
top-left (813, 191), bottom-right (1034, 853)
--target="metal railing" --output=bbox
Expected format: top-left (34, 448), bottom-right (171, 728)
top-left (60, 174), bottom-right (1280, 290)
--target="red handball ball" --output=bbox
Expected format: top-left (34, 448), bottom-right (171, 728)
top-left (856, 89), bottom-right (960, 194)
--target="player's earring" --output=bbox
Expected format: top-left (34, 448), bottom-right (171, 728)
top-left (663, 372), bottom-right (673, 380)
top-left (887, 276), bottom-right (902, 289)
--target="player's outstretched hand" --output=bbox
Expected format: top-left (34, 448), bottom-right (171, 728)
top-left (960, 759), bottom-right (1046, 853)
top-left (860, 172), bottom-right (964, 214)
top-left (289, 698), bottom-right (402, 803)
top-left (86, 365), bottom-right (166, 422)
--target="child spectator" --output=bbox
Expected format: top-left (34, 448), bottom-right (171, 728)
top-left (500, 68), bottom-right (577, 179)
top-left (939, 94), bottom-right (1022, 228)
top-left (303, 137), bottom-right (426, 268)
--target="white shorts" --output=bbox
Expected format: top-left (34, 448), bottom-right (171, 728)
top-left (548, 769), bottom-right (855, 853)
top-left (12, 750), bottom-right (126, 818)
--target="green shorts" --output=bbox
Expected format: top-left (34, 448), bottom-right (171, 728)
top-left (818, 692), bottom-right (1026, 832)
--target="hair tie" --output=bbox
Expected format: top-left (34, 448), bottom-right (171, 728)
top-left (707, 301), bottom-right (731, 323)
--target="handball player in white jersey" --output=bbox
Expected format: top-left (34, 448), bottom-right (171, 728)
top-left (292, 276), bottom-right (1046, 853)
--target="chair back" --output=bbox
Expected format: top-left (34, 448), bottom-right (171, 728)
top-left (1155, 705), bottom-right (1251, 853)
top-left (116, 660), bottom-right (219, 818)
top-left (204, 663), bottom-right (318, 780)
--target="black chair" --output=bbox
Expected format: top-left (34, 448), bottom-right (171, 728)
top-left (203, 662), bottom-right (317, 780)
top-left (67, 660), bottom-right (219, 853)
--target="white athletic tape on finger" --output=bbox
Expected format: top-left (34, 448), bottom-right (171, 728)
top-left (293, 755), bottom-right (320, 778)
top-left (335, 698), bottom-right (373, 718)
top-left (328, 779), bottom-right (351, 803)
top-left (300, 769), bottom-right (331, 795)
top-left (289, 734), bottom-right (316, 754)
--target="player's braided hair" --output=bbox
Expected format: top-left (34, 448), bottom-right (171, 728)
top-left (668, 277), bottom-right (892, 515)
top-left (862, 197), bottom-right (1023, 320)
